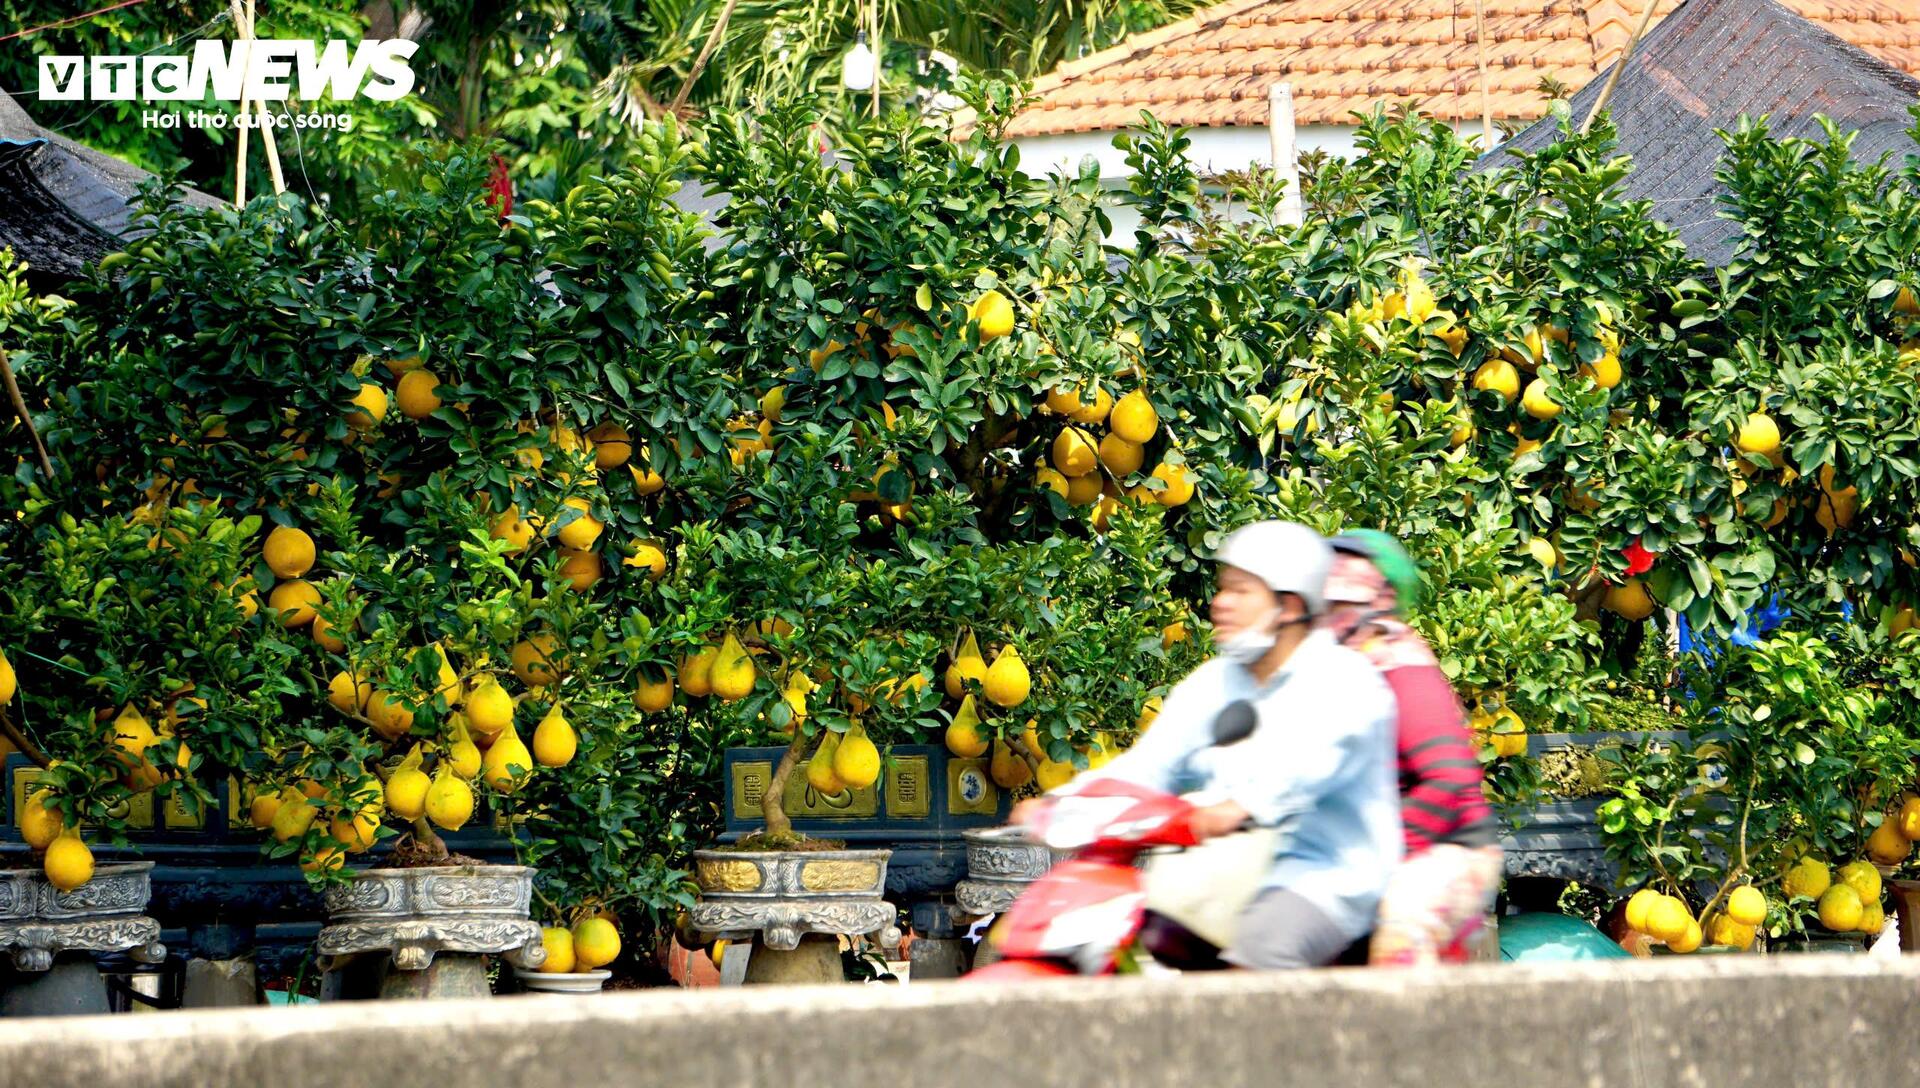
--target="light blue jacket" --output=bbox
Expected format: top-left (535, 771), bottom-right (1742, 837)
top-left (1073, 631), bottom-right (1403, 940)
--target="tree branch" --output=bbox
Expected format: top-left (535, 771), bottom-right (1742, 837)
top-left (0, 707), bottom-right (51, 769)
top-left (0, 351), bottom-right (53, 480)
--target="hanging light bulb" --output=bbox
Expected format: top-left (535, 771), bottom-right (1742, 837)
top-left (841, 30), bottom-right (875, 92)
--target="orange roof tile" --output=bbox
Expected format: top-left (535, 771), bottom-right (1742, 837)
top-left (995, 0), bottom-right (1920, 135)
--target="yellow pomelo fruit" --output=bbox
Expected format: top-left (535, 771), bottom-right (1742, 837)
top-left (511, 634), bottom-right (564, 686)
top-left (989, 739), bottom-right (1031, 789)
top-left (1098, 433), bottom-right (1144, 479)
top-left (481, 729), bottom-right (535, 793)
top-left (572, 917), bottom-right (621, 970)
top-left (1726, 885), bottom-right (1768, 927)
top-left (1645, 895), bottom-right (1692, 944)
top-left (1603, 579), bottom-right (1656, 621)
top-left (984, 645), bottom-right (1030, 708)
top-left (20, 790), bottom-right (65, 850)
top-left (365, 691), bottom-right (415, 741)
top-left (1665, 918), bottom-right (1703, 954)
top-left (312, 614), bottom-right (347, 653)
top-left (1052, 427), bottom-right (1098, 478)
top-left (971, 289), bottom-right (1015, 341)
top-left (634, 672), bottom-right (675, 713)
top-left (555, 547), bottom-right (602, 592)
top-left (1782, 857), bottom-right (1831, 900)
top-left (1065, 471), bottom-right (1103, 506)
top-left (1860, 900), bottom-right (1886, 936)
top-left (327, 671), bottom-right (368, 716)
top-left (1520, 378), bottom-right (1562, 420)
top-left (491, 507), bottom-right (535, 553)
top-left (346, 381), bottom-right (389, 430)
top-left (624, 540), bottom-right (668, 580)
top-left (270, 789), bottom-right (318, 843)
top-left (1150, 462), bottom-right (1195, 506)
top-left (268, 579), bottom-right (322, 628)
top-left (588, 423), bottom-right (632, 469)
top-left (679, 645), bottom-right (718, 698)
top-left (1580, 352), bottom-right (1622, 389)
top-left (1109, 390), bottom-right (1159, 444)
top-left (945, 695), bottom-right (989, 758)
top-left (807, 732), bottom-right (845, 795)
top-left (1471, 358), bottom-right (1520, 402)
top-left (1035, 757), bottom-right (1075, 792)
top-left (1624, 888), bottom-right (1661, 932)
top-left (1734, 412), bottom-right (1781, 456)
top-left (248, 789), bottom-right (282, 830)
top-left (1866, 819), bottom-right (1910, 866)
top-left (465, 680), bottom-right (515, 740)
top-left (385, 766), bottom-right (431, 821)
top-left (945, 633), bottom-right (988, 699)
top-left (330, 808), bottom-right (381, 853)
top-left (395, 369), bottom-right (443, 419)
top-left (43, 834), bottom-right (94, 891)
top-left (1068, 385), bottom-right (1113, 426)
top-left (263, 526), bottom-right (316, 578)
top-left (1838, 859), bottom-right (1882, 903)
top-left (538, 926), bottom-right (577, 973)
top-left (833, 726), bottom-right (882, 789)
top-left (710, 632), bottom-right (756, 702)
top-left (1816, 884), bottom-right (1863, 932)
top-left (425, 768), bottom-right (475, 830)
top-left (1898, 796), bottom-right (1920, 840)
top-left (555, 497), bottom-right (604, 550)
top-left (532, 706), bottom-right (577, 767)
top-left (0, 647), bottom-right (14, 705)
top-left (1034, 467), bottom-right (1070, 499)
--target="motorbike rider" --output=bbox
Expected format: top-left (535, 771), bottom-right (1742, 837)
top-left (1020, 520), bottom-right (1402, 969)
top-left (1321, 530), bottom-right (1502, 965)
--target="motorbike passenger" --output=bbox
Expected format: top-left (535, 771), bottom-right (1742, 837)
top-left (1024, 520), bottom-right (1402, 969)
top-left (1322, 530), bottom-right (1503, 966)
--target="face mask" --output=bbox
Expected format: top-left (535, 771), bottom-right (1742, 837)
top-left (1220, 606), bottom-right (1288, 666)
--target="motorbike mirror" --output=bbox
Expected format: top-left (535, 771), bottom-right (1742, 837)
top-left (1211, 700), bottom-right (1258, 746)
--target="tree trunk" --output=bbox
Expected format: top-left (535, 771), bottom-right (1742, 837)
top-left (760, 730), bottom-right (807, 840)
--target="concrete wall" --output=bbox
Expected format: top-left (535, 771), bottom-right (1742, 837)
top-left (7, 956), bottom-right (1920, 1088)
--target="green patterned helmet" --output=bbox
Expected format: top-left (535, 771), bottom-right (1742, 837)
top-left (1327, 529), bottom-right (1423, 615)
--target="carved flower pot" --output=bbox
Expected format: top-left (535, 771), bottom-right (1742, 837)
top-left (316, 865), bottom-right (544, 1000)
top-left (689, 848), bottom-right (896, 985)
top-left (0, 862), bottom-right (166, 1017)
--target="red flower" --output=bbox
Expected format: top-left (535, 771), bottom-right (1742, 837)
top-left (1622, 538), bottom-right (1657, 576)
top-left (485, 154), bottom-right (513, 219)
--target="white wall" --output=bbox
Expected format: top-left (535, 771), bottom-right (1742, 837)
top-left (1012, 120), bottom-right (1501, 244)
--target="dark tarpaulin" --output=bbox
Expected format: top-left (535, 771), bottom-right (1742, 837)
top-left (1484, 0), bottom-right (1920, 267)
top-left (0, 89), bottom-right (219, 284)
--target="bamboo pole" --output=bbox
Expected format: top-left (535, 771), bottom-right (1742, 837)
top-left (869, 0), bottom-right (882, 118)
top-left (1582, 0), bottom-right (1662, 135)
top-left (1474, 0), bottom-right (1493, 148)
top-left (670, 0), bottom-right (745, 116)
top-left (231, 0), bottom-right (251, 205)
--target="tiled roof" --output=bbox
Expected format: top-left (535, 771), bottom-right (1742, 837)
top-left (995, 0), bottom-right (1920, 135)
top-left (1493, 0), bottom-right (1920, 266)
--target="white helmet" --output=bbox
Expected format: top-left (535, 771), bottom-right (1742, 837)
top-left (1213, 520), bottom-right (1332, 615)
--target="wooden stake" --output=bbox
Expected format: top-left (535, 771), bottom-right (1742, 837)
top-left (670, 0), bottom-right (745, 116)
top-left (1582, 0), bottom-right (1661, 134)
top-left (0, 353), bottom-right (52, 479)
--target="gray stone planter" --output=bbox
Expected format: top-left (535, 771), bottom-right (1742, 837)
top-left (316, 865), bottom-right (544, 999)
top-left (0, 862), bottom-right (165, 973)
top-left (955, 829), bottom-right (1061, 917)
top-left (690, 848), bottom-right (896, 985)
